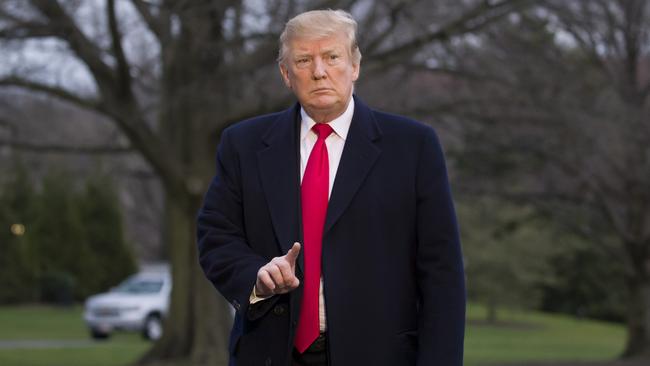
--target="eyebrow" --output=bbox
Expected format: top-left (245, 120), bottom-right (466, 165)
top-left (293, 47), bottom-right (343, 58)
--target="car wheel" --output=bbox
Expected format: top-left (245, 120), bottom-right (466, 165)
top-left (143, 314), bottom-right (163, 340)
top-left (90, 327), bottom-right (110, 340)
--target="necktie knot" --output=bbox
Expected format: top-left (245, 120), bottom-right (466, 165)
top-left (312, 123), bottom-right (333, 140)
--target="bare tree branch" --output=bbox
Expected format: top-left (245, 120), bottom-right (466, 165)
top-left (406, 62), bottom-right (516, 88)
top-left (100, 105), bottom-right (187, 197)
top-left (107, 0), bottom-right (134, 99)
top-left (547, 2), bottom-right (621, 94)
top-left (364, 0), bottom-right (533, 74)
top-left (0, 76), bottom-right (101, 112)
top-left (0, 139), bottom-right (133, 155)
top-left (29, 0), bottom-right (117, 94)
top-left (0, 75), bottom-right (185, 196)
top-left (131, 0), bottom-right (169, 42)
top-left (596, 0), bottom-right (625, 59)
top-left (9, 1), bottom-right (188, 195)
top-left (362, 1), bottom-right (412, 56)
top-left (0, 22), bottom-right (57, 38)
top-left (311, 0), bottom-right (356, 12)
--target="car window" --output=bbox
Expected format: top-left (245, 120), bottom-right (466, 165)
top-left (113, 278), bottom-right (164, 294)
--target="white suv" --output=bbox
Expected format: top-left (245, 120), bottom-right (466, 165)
top-left (83, 265), bottom-right (171, 340)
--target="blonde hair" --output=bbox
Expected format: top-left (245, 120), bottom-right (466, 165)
top-left (278, 9), bottom-right (362, 65)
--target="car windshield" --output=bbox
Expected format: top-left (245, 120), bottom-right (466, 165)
top-left (113, 278), bottom-right (164, 294)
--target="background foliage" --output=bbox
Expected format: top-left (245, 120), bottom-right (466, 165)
top-left (0, 162), bottom-right (136, 304)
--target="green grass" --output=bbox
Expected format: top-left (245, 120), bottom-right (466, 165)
top-left (0, 305), bottom-right (150, 366)
top-left (465, 304), bottom-right (626, 366)
top-left (0, 336), bottom-right (148, 366)
top-left (0, 303), bottom-right (626, 366)
top-left (0, 305), bottom-right (87, 340)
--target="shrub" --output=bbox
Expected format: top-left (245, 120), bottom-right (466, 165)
top-left (0, 166), bottom-right (137, 304)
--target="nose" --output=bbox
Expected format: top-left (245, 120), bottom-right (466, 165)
top-left (311, 57), bottom-right (327, 80)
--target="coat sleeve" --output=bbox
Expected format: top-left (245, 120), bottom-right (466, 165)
top-left (415, 127), bottom-right (466, 365)
top-left (196, 127), bottom-right (268, 317)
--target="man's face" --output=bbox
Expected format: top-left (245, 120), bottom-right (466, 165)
top-left (280, 33), bottom-right (359, 122)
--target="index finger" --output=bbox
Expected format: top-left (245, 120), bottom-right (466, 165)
top-left (285, 242), bottom-right (301, 264)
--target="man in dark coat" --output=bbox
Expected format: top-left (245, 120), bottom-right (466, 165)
top-left (197, 9), bottom-right (465, 366)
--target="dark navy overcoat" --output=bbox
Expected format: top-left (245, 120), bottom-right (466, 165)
top-left (197, 96), bottom-right (465, 366)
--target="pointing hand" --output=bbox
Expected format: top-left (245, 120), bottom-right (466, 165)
top-left (255, 243), bottom-right (301, 297)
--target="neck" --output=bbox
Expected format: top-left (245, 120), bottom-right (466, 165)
top-left (305, 109), bottom-right (343, 124)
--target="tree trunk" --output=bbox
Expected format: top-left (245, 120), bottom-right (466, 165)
top-left (137, 191), bottom-right (231, 366)
top-left (622, 267), bottom-right (650, 359)
top-left (135, 4), bottom-right (235, 362)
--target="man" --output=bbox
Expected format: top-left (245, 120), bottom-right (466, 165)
top-left (197, 9), bottom-right (465, 366)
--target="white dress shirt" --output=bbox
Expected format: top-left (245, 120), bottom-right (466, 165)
top-left (250, 97), bottom-right (354, 333)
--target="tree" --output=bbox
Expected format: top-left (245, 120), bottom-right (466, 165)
top-left (539, 234), bottom-right (628, 323)
top-left (78, 174), bottom-right (137, 293)
top-left (441, 0), bottom-right (650, 358)
top-left (0, 163), bottom-right (137, 303)
top-left (459, 197), bottom-right (556, 323)
top-left (0, 1), bottom-right (530, 364)
top-left (32, 169), bottom-right (94, 301)
top-left (0, 162), bottom-right (39, 303)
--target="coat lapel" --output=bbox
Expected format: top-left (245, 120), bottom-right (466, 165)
top-left (257, 98), bottom-right (382, 267)
top-left (324, 97), bottom-right (382, 234)
top-left (257, 103), bottom-right (303, 270)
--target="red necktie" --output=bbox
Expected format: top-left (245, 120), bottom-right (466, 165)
top-left (295, 123), bottom-right (333, 353)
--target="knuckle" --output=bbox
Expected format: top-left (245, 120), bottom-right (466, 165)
top-left (266, 265), bottom-right (279, 275)
top-left (277, 261), bottom-right (290, 272)
top-left (271, 274), bottom-right (283, 284)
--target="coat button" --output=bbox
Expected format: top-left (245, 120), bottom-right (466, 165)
top-left (273, 304), bottom-right (285, 316)
top-left (265, 357), bottom-right (272, 365)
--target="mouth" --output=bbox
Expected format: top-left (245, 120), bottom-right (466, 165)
top-left (312, 88), bottom-right (333, 94)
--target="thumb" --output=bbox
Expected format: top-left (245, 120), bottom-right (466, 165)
top-left (285, 242), bottom-right (301, 266)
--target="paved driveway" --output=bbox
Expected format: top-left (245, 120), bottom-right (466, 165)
top-left (0, 340), bottom-right (93, 350)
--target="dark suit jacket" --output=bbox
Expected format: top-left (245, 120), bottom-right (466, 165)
top-left (197, 96), bottom-right (465, 366)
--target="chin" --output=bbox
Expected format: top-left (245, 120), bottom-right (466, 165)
top-left (309, 97), bottom-right (339, 109)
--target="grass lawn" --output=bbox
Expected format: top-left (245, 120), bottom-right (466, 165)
top-left (0, 305), bottom-right (89, 340)
top-left (0, 305), bottom-right (150, 366)
top-left (0, 303), bottom-right (626, 366)
top-left (0, 337), bottom-right (148, 366)
top-left (465, 304), bottom-right (626, 366)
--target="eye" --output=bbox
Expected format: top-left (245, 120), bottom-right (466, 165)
top-left (326, 54), bottom-right (342, 65)
top-left (295, 57), bottom-right (311, 68)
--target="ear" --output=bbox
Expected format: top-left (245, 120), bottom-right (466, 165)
top-left (351, 62), bottom-right (360, 82)
top-left (279, 63), bottom-right (292, 89)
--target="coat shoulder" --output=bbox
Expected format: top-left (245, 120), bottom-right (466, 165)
top-left (370, 108), bottom-right (439, 141)
top-left (223, 110), bottom-right (286, 140)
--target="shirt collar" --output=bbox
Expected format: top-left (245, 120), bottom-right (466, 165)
top-left (300, 97), bottom-right (354, 141)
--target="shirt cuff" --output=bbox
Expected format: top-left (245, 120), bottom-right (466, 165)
top-left (249, 285), bottom-right (272, 304)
